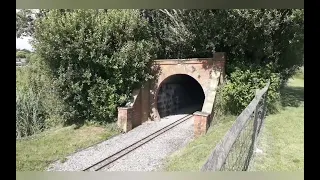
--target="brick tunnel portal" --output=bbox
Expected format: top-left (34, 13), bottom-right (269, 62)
top-left (156, 74), bottom-right (205, 118)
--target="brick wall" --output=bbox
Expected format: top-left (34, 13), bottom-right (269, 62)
top-left (117, 52), bottom-right (226, 134)
top-left (132, 91), bottom-right (142, 128)
top-left (117, 88), bottom-right (143, 132)
top-left (157, 84), bottom-right (191, 118)
top-left (193, 111), bottom-right (210, 138)
top-left (117, 107), bottom-right (133, 133)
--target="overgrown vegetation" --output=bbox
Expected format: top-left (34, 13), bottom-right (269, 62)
top-left (16, 50), bottom-right (30, 58)
top-left (16, 9), bottom-right (304, 171)
top-left (220, 64), bottom-right (281, 114)
top-left (33, 9), bottom-right (156, 125)
top-left (146, 9), bottom-right (303, 114)
top-left (16, 54), bottom-right (64, 138)
top-left (16, 9), bottom-right (304, 135)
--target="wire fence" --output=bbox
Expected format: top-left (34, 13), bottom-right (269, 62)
top-left (201, 81), bottom-right (270, 171)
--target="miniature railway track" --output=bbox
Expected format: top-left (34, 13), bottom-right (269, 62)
top-left (82, 113), bottom-right (194, 171)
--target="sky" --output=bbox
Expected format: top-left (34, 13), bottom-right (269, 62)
top-left (16, 37), bottom-right (33, 51)
top-left (16, 9), bottom-right (35, 51)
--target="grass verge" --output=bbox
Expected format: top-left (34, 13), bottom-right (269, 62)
top-left (164, 115), bottom-right (236, 171)
top-left (16, 123), bottom-right (120, 171)
top-left (249, 77), bottom-right (304, 171)
top-left (164, 76), bottom-right (303, 172)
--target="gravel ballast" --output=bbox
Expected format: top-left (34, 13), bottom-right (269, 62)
top-left (47, 113), bottom-right (195, 171)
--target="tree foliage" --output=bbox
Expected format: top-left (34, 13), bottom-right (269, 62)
top-left (33, 9), bottom-right (156, 124)
top-left (16, 9), bottom-right (304, 126)
top-left (16, 9), bottom-right (49, 38)
top-left (147, 9), bottom-right (304, 78)
top-left (146, 9), bottom-right (304, 113)
top-left (16, 51), bottom-right (28, 58)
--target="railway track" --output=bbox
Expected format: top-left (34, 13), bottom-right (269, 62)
top-left (82, 113), bottom-right (194, 171)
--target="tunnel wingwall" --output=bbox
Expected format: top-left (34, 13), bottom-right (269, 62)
top-left (117, 84), bottom-right (150, 132)
top-left (117, 52), bottom-right (226, 133)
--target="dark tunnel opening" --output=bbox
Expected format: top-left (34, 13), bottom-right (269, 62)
top-left (156, 74), bottom-right (205, 118)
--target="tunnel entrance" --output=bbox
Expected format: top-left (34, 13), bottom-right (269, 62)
top-left (156, 74), bottom-right (205, 118)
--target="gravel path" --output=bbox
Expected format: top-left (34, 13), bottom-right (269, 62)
top-left (47, 113), bottom-right (195, 171)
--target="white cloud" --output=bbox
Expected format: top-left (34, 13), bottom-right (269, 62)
top-left (16, 37), bottom-right (33, 51)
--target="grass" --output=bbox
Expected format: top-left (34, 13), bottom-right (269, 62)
top-left (164, 115), bottom-right (236, 171)
top-left (16, 123), bottom-right (120, 171)
top-left (250, 76), bottom-right (304, 171)
top-left (164, 75), bottom-right (304, 172)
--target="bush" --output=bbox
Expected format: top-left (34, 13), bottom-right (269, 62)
top-left (16, 88), bottom-right (45, 138)
top-left (16, 51), bottom-right (28, 58)
top-left (33, 10), bottom-right (156, 125)
top-left (146, 9), bottom-right (303, 114)
top-left (17, 9), bottom-right (303, 122)
top-left (148, 10), bottom-right (303, 74)
top-left (220, 63), bottom-right (281, 115)
top-left (16, 54), bottom-right (64, 138)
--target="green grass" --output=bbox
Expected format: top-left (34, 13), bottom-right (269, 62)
top-left (164, 76), bottom-right (304, 172)
top-left (250, 77), bottom-right (304, 171)
top-left (16, 124), bottom-right (120, 171)
top-left (164, 115), bottom-right (236, 171)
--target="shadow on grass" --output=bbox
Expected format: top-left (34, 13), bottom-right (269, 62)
top-left (280, 86), bottom-right (304, 107)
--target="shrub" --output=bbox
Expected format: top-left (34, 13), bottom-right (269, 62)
top-left (33, 10), bottom-right (156, 125)
top-left (16, 87), bottom-right (45, 138)
top-left (220, 63), bottom-right (281, 115)
top-left (16, 51), bottom-right (28, 58)
top-left (18, 9), bottom-right (303, 120)
top-left (16, 54), bottom-right (64, 138)
top-left (145, 9), bottom-right (303, 114)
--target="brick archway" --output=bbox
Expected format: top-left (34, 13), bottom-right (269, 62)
top-left (117, 53), bottom-right (226, 133)
top-left (155, 73), bottom-right (206, 118)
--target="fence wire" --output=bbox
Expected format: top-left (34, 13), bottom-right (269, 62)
top-left (201, 81), bottom-right (269, 171)
top-left (221, 93), bottom-right (266, 171)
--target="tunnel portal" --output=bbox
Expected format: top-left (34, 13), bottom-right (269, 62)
top-left (156, 74), bottom-right (205, 118)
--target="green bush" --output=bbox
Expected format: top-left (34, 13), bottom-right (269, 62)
top-left (33, 10), bottom-right (156, 125)
top-left (17, 9), bottom-right (303, 121)
top-left (148, 10), bottom-right (303, 76)
top-left (16, 54), bottom-right (64, 138)
top-left (220, 63), bottom-right (281, 115)
top-left (16, 51), bottom-right (28, 58)
top-left (16, 88), bottom-right (45, 138)
top-left (146, 9), bottom-right (303, 114)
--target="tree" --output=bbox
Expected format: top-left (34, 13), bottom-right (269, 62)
top-left (16, 9), bottom-right (49, 38)
top-left (147, 9), bottom-right (304, 75)
top-left (33, 9), bottom-right (156, 124)
top-left (16, 49), bottom-right (32, 61)
top-left (16, 48), bottom-right (31, 53)
top-left (16, 51), bottom-right (27, 58)
top-left (25, 9), bottom-right (304, 118)
top-left (146, 9), bottom-right (304, 113)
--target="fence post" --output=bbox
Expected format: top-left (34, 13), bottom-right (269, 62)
top-left (252, 89), bottom-right (260, 151)
top-left (201, 81), bottom-right (270, 171)
top-left (242, 89), bottom-right (260, 171)
top-left (258, 89), bottom-right (268, 135)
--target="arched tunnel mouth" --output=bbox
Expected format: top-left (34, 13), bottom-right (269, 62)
top-left (156, 74), bottom-right (205, 118)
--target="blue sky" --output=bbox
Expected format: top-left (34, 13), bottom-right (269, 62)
top-left (16, 37), bottom-right (33, 51)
